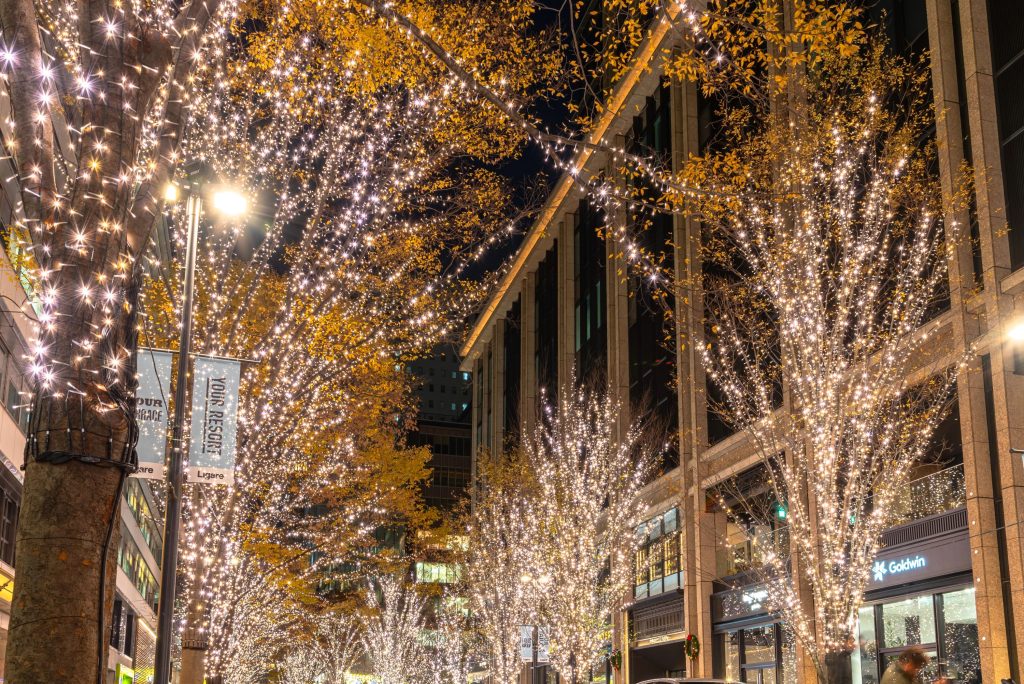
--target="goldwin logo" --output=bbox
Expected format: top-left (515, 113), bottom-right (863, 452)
top-left (873, 555), bottom-right (926, 582)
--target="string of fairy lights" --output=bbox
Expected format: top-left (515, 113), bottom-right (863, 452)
top-left (698, 68), bottom-right (964, 662)
top-left (1, 0), bottom-right (963, 678)
top-left (155, 1), bottom-right (558, 675)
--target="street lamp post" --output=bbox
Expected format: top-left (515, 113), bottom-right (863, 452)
top-left (154, 186), bottom-right (201, 684)
top-left (153, 182), bottom-right (248, 684)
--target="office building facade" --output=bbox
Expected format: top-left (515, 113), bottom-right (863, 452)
top-left (460, 2), bottom-right (1024, 683)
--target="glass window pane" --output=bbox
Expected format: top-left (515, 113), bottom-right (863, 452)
top-left (744, 625), bottom-right (777, 664)
top-left (854, 605), bottom-right (879, 684)
top-left (881, 649), bottom-right (938, 684)
top-left (725, 631), bottom-right (741, 682)
top-left (881, 595), bottom-right (936, 648)
top-left (663, 508), bottom-right (678, 533)
top-left (635, 545), bottom-right (649, 586)
top-left (648, 540), bottom-right (664, 580)
top-left (664, 533), bottom-right (679, 575)
top-left (649, 515), bottom-right (663, 542)
top-left (940, 588), bottom-right (980, 684)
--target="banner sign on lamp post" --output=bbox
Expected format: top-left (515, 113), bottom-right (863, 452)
top-left (187, 356), bottom-right (241, 485)
top-left (537, 626), bottom-right (550, 663)
top-left (520, 626), bottom-right (533, 663)
top-left (134, 350), bottom-right (173, 479)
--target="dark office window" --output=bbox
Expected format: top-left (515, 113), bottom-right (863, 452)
top-left (0, 470), bottom-right (20, 567)
top-left (475, 359), bottom-right (484, 447)
top-left (697, 89), bottom-right (737, 446)
top-left (628, 82), bottom-right (678, 473)
top-left (504, 298), bottom-right (521, 441)
top-left (536, 246), bottom-right (559, 398)
top-left (868, 0), bottom-right (929, 55)
top-left (988, 0), bottom-right (1024, 268)
top-left (485, 347), bottom-right (492, 446)
top-left (110, 597), bottom-right (123, 649)
top-left (123, 610), bottom-right (136, 659)
top-left (574, 200), bottom-right (607, 380)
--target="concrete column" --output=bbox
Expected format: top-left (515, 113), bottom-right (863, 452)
top-left (605, 204), bottom-right (632, 438)
top-left (671, 74), bottom-right (717, 678)
top-left (926, 1), bottom-right (1015, 681)
top-left (959, 0), bottom-right (1014, 288)
top-left (957, 1), bottom-right (1024, 679)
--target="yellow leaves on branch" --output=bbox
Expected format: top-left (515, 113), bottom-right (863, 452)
top-left (236, 0), bottom-right (561, 161)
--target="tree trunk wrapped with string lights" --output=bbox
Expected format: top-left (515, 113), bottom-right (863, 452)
top-left (692, 39), bottom-right (970, 684)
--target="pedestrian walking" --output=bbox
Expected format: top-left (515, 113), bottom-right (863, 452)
top-left (880, 645), bottom-right (930, 684)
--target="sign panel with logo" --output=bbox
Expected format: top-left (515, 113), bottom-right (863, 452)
top-left (712, 583), bottom-right (773, 623)
top-left (187, 356), bottom-right (241, 485)
top-left (520, 626), bottom-right (533, 663)
top-left (134, 350), bottom-right (173, 479)
top-left (536, 626), bottom-right (550, 663)
top-left (867, 532), bottom-right (970, 590)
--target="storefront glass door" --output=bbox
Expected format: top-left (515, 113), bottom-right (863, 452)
top-left (938, 588), bottom-right (980, 684)
top-left (719, 624), bottom-right (787, 684)
top-left (853, 586), bottom-right (978, 684)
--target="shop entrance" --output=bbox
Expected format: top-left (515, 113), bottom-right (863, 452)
top-left (629, 641), bottom-right (687, 684)
top-left (853, 586), bottom-right (979, 684)
top-left (714, 622), bottom-right (794, 684)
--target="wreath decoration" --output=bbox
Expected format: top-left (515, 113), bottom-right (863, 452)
top-left (685, 633), bottom-right (701, 661)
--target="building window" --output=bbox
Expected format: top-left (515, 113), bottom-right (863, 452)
top-left (627, 81), bottom-right (677, 473)
top-left (634, 508), bottom-right (681, 598)
top-left (988, 0), bottom-right (1024, 267)
top-left (573, 200), bottom-right (607, 379)
top-left (117, 524), bottom-right (159, 612)
top-left (0, 480), bottom-right (19, 567)
top-left (504, 299), bottom-right (521, 440)
top-left (124, 478), bottom-right (162, 565)
top-left (535, 247), bottom-right (558, 395)
top-left (716, 623), bottom-right (794, 684)
top-left (0, 342), bottom-right (29, 433)
top-left (415, 561), bottom-right (461, 584)
top-left (853, 587), bottom-right (979, 684)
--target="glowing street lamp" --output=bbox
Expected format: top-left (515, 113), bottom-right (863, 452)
top-left (211, 187), bottom-right (248, 218)
top-left (154, 178), bottom-right (248, 684)
top-left (1007, 319), bottom-right (1024, 345)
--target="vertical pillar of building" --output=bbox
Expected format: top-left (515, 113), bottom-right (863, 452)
top-left (925, 1), bottom-right (1014, 681)
top-left (558, 219), bottom-right (576, 392)
top-left (956, 0), bottom-right (1024, 679)
top-left (671, 73), bottom-right (716, 678)
top-left (469, 355), bottom-right (481, 504)
top-left (521, 272), bottom-right (538, 438)
top-left (606, 138), bottom-right (632, 439)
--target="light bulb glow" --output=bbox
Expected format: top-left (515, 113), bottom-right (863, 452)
top-left (210, 188), bottom-right (248, 218)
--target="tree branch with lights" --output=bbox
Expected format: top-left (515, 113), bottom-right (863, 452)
top-left (692, 33), bottom-right (969, 684)
top-left (526, 381), bottom-right (660, 684)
